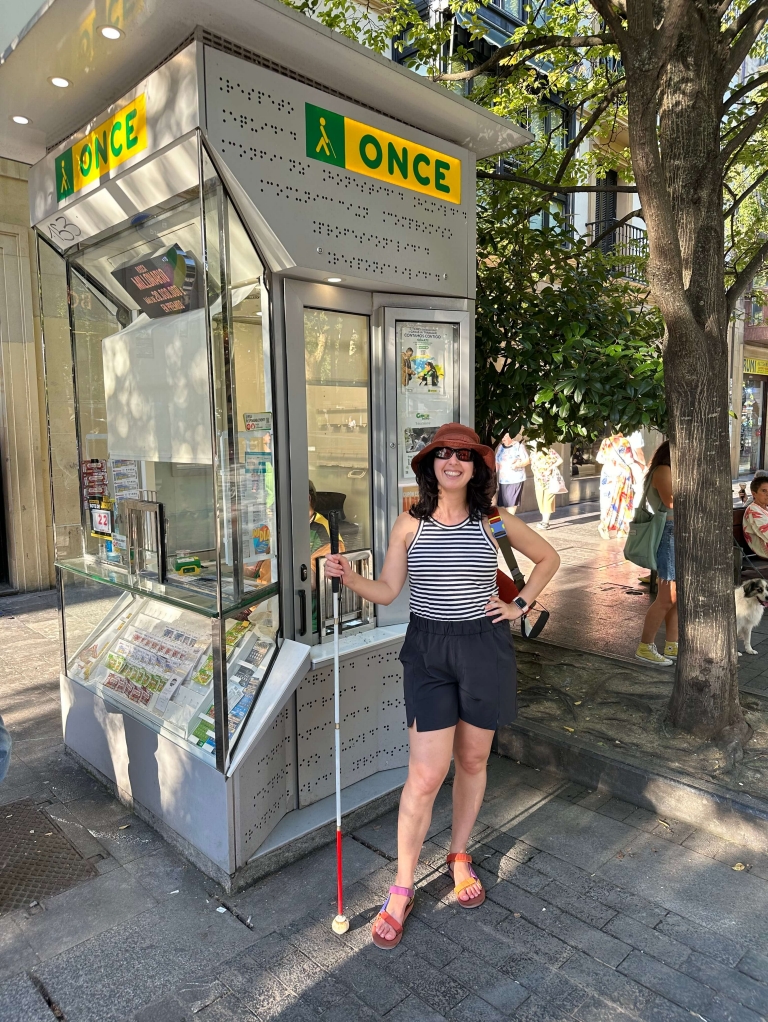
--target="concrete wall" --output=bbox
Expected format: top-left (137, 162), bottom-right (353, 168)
top-left (0, 157), bottom-right (54, 591)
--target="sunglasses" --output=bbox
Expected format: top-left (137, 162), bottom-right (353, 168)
top-left (434, 446), bottom-right (474, 462)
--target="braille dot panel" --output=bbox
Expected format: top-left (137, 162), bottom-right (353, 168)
top-left (206, 49), bottom-right (471, 293)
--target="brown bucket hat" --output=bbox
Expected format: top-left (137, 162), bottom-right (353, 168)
top-left (411, 422), bottom-right (496, 474)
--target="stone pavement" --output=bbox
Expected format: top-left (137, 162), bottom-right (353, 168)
top-left (4, 572), bottom-right (768, 1021)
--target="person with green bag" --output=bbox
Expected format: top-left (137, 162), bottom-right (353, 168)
top-left (626, 441), bottom-right (677, 666)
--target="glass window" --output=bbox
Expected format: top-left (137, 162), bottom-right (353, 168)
top-left (304, 308), bottom-right (371, 554)
top-left (741, 377), bottom-right (765, 475)
top-left (39, 137), bottom-right (282, 768)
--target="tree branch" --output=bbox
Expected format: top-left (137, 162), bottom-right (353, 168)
top-left (589, 0), bottom-right (629, 46)
top-left (722, 70), bottom-right (768, 114)
top-left (723, 0), bottom-right (768, 83)
top-left (587, 207), bottom-right (644, 249)
top-left (433, 32), bottom-right (613, 82)
top-left (477, 170), bottom-right (637, 193)
top-left (720, 96), bottom-right (768, 164)
top-left (727, 238), bottom-right (768, 314)
top-left (553, 80), bottom-right (627, 184)
top-left (724, 167), bottom-right (768, 218)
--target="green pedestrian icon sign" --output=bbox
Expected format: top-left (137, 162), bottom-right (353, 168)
top-left (305, 104), bottom-right (345, 168)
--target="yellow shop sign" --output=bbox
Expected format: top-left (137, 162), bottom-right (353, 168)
top-left (306, 103), bottom-right (461, 204)
top-left (745, 357), bottom-right (768, 376)
top-left (55, 95), bottom-right (147, 202)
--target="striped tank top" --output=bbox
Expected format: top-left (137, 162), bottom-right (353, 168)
top-left (407, 516), bottom-right (498, 620)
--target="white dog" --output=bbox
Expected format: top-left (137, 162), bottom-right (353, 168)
top-left (735, 578), bottom-right (768, 655)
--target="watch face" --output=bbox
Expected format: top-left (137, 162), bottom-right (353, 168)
top-left (513, 596), bottom-right (527, 610)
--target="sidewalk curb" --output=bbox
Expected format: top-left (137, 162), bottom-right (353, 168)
top-left (498, 719), bottom-right (768, 852)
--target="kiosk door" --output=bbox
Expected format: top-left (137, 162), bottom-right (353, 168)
top-left (285, 281), bottom-right (375, 645)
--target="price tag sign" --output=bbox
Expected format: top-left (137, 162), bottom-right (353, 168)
top-left (243, 412), bottom-right (272, 432)
top-left (90, 506), bottom-right (113, 537)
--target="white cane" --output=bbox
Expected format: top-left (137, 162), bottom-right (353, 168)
top-left (328, 510), bottom-right (349, 934)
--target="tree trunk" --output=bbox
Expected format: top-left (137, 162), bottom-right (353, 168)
top-left (622, 4), bottom-right (747, 740)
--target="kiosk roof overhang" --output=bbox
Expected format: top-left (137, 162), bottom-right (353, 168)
top-left (0, 0), bottom-right (532, 166)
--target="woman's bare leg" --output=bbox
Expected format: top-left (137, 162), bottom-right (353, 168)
top-left (641, 580), bottom-right (674, 644)
top-left (373, 723), bottom-right (454, 941)
top-left (450, 721), bottom-right (495, 902)
top-left (664, 581), bottom-right (678, 642)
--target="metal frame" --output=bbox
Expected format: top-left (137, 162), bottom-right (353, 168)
top-left (281, 279), bottom-right (373, 647)
top-left (376, 302), bottom-right (471, 627)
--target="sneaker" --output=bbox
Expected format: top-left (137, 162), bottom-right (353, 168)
top-left (635, 642), bottom-right (673, 666)
top-left (536, 522), bottom-right (551, 530)
top-left (664, 641), bottom-right (678, 659)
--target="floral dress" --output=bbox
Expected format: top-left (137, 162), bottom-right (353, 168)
top-left (596, 434), bottom-right (638, 540)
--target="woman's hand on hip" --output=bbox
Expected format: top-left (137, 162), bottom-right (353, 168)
top-left (485, 596), bottom-right (525, 623)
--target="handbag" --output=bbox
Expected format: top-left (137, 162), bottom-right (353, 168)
top-left (488, 508), bottom-right (550, 638)
top-left (623, 476), bottom-right (667, 570)
top-left (547, 468), bottom-right (568, 496)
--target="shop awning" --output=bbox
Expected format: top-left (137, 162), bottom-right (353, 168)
top-left (0, 0), bottom-right (532, 166)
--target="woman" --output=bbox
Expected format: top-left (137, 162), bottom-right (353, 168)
top-left (325, 423), bottom-right (559, 950)
top-left (495, 431), bottom-right (529, 515)
top-left (636, 441), bottom-right (677, 666)
top-left (596, 433), bottom-right (645, 540)
top-left (529, 444), bottom-right (563, 530)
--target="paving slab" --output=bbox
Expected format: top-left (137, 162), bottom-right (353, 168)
top-left (0, 912), bottom-right (41, 982)
top-left (597, 830), bottom-right (768, 950)
top-left (499, 799), bottom-right (636, 872)
top-left (0, 972), bottom-right (54, 1022)
top-left (14, 867), bottom-right (157, 960)
top-left (35, 890), bottom-right (256, 1022)
top-left (229, 838), bottom-right (386, 937)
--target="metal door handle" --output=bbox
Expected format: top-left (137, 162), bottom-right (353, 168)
top-left (297, 589), bottom-right (307, 636)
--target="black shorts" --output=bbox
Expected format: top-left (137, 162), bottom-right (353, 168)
top-left (499, 482), bottom-right (524, 508)
top-left (399, 614), bottom-right (517, 732)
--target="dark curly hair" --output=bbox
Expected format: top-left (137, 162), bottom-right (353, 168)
top-left (409, 450), bottom-right (496, 521)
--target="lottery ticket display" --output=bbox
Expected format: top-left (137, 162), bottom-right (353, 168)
top-left (68, 594), bottom-right (277, 757)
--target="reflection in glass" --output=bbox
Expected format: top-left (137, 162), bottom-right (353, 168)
top-left (741, 377), bottom-right (765, 475)
top-left (304, 309), bottom-right (371, 554)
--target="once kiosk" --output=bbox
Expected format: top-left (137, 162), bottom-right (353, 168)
top-left (12, 0), bottom-right (530, 887)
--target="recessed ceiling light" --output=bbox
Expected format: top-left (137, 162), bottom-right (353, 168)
top-left (99, 25), bottom-right (123, 40)
top-left (12, 115), bottom-right (30, 125)
top-left (326, 277), bottom-right (342, 283)
top-left (49, 76), bottom-right (71, 88)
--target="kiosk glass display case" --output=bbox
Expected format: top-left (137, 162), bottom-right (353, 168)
top-left (39, 137), bottom-right (280, 771)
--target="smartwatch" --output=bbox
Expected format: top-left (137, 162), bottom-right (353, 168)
top-left (513, 596), bottom-right (529, 615)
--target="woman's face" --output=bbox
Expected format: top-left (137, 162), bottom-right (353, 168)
top-left (755, 483), bottom-right (768, 508)
top-left (434, 451), bottom-right (475, 493)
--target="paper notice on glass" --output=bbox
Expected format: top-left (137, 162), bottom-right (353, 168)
top-left (397, 321), bottom-right (458, 480)
top-left (399, 323), bottom-right (451, 395)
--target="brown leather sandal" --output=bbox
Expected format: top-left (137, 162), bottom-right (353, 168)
top-left (371, 884), bottom-right (414, 950)
top-left (447, 852), bottom-right (486, 909)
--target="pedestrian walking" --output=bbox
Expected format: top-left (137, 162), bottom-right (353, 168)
top-left (495, 431), bottom-right (529, 514)
top-left (325, 422), bottom-right (560, 949)
top-left (596, 432), bottom-right (645, 540)
top-left (529, 444), bottom-right (564, 530)
top-left (635, 441), bottom-right (677, 665)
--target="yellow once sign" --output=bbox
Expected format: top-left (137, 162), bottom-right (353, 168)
top-left (305, 103), bottom-right (461, 205)
top-left (345, 118), bottom-right (461, 204)
top-left (56, 95), bottom-right (147, 201)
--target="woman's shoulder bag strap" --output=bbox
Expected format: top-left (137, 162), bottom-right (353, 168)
top-left (488, 507), bottom-right (525, 588)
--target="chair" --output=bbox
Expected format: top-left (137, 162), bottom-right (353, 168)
top-left (734, 507), bottom-right (768, 582)
top-left (315, 490), bottom-right (361, 541)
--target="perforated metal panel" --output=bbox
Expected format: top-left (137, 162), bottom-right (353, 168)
top-left (297, 641), bottom-right (408, 808)
top-left (203, 47), bottom-right (475, 296)
top-left (235, 705), bottom-right (295, 864)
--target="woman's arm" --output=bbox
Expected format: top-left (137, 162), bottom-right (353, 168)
top-left (324, 513), bottom-right (413, 606)
top-left (653, 465), bottom-right (673, 508)
top-left (485, 509), bottom-right (560, 623)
